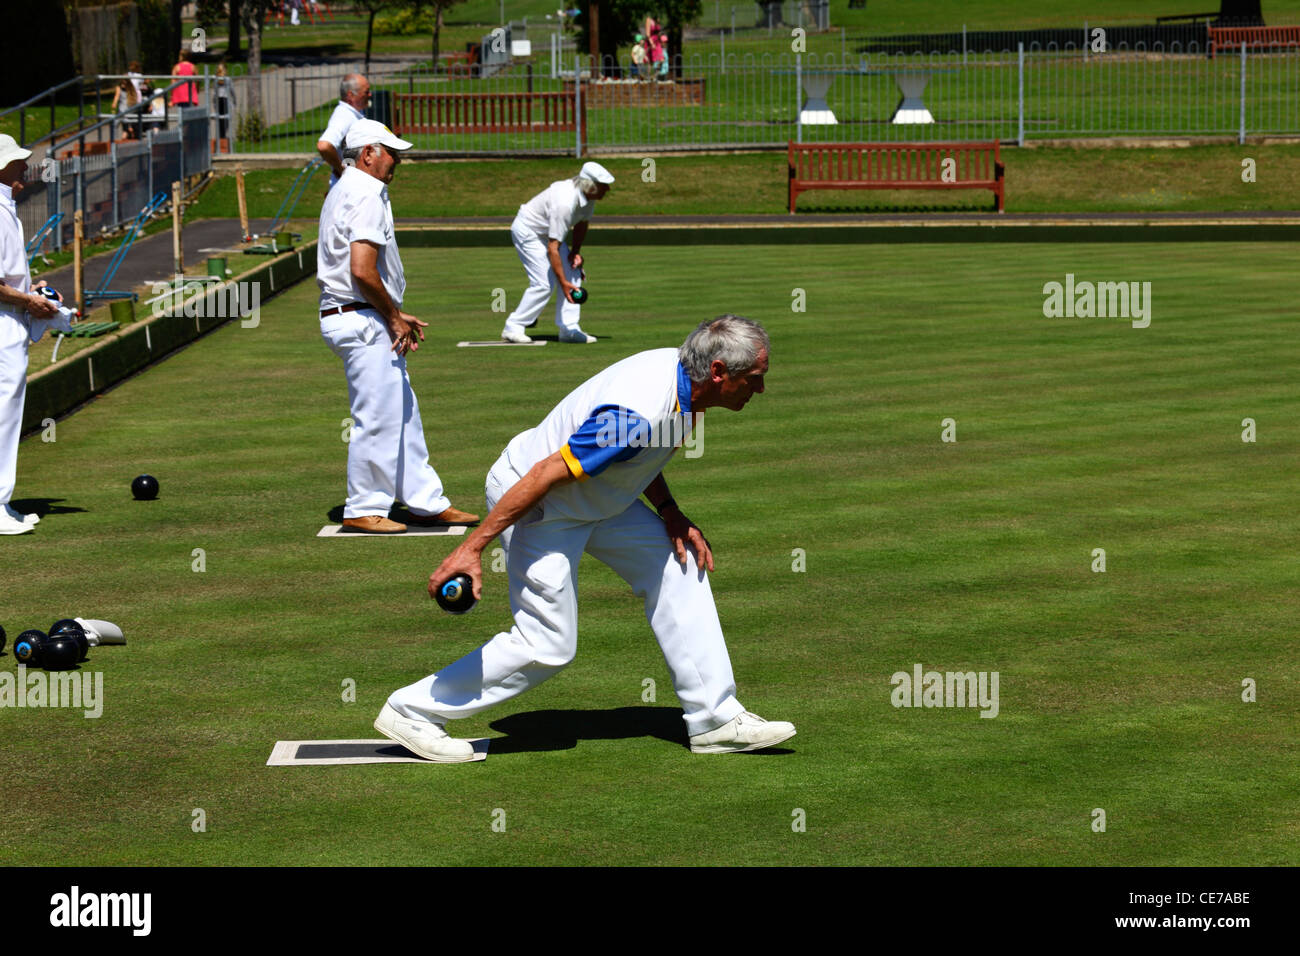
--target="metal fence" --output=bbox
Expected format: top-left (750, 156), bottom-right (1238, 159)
top-left (17, 105), bottom-right (212, 254)
top-left (218, 42), bottom-right (1300, 158)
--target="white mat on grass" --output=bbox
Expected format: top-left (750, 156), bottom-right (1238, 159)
top-left (457, 340), bottom-right (547, 348)
top-left (267, 738), bottom-right (489, 765)
top-left (317, 524), bottom-right (469, 537)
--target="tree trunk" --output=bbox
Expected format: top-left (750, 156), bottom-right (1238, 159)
top-left (228, 0), bottom-right (243, 58)
top-left (171, 0), bottom-right (184, 56)
top-left (366, 10), bottom-right (376, 73)
top-left (241, 4), bottom-right (263, 124)
top-left (669, 24), bottom-right (683, 78)
top-left (432, 5), bottom-right (444, 71)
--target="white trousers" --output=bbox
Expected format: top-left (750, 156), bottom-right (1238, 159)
top-left (389, 455), bottom-right (745, 736)
top-left (320, 308), bottom-right (449, 519)
top-left (503, 223), bottom-right (584, 333)
top-left (0, 315), bottom-right (29, 507)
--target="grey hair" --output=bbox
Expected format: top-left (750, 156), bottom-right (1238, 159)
top-left (679, 314), bottom-right (770, 382)
top-left (340, 73), bottom-right (366, 100)
top-left (342, 145), bottom-right (362, 161)
top-left (574, 175), bottom-right (597, 196)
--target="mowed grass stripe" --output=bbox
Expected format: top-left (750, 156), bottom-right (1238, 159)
top-left (1, 241), bottom-right (1296, 865)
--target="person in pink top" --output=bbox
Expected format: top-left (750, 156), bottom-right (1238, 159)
top-left (171, 49), bottom-right (197, 107)
top-left (644, 16), bottom-right (668, 78)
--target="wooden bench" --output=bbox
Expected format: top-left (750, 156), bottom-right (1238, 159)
top-left (788, 141), bottom-right (1005, 214)
top-left (442, 48), bottom-right (479, 76)
top-left (1209, 25), bottom-right (1300, 57)
top-left (393, 92), bottom-right (586, 142)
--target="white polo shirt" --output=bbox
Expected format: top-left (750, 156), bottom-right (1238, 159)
top-left (513, 179), bottom-right (595, 243)
top-left (503, 348), bottom-right (695, 522)
top-left (317, 166), bottom-right (405, 312)
top-left (321, 101), bottom-right (364, 187)
top-left (0, 182), bottom-right (31, 324)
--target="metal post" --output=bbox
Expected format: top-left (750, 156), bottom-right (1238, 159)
top-left (1239, 42), bottom-right (1247, 144)
top-left (111, 142), bottom-right (119, 229)
top-left (963, 24), bottom-right (967, 66)
top-left (53, 159), bottom-right (62, 251)
top-left (1084, 21), bottom-right (1088, 63)
top-left (795, 54), bottom-right (802, 144)
top-left (290, 78), bottom-right (296, 118)
top-left (721, 31), bottom-right (725, 73)
top-left (147, 130), bottom-right (154, 206)
top-left (731, 8), bottom-right (735, 37)
top-left (1017, 42), bottom-right (1025, 147)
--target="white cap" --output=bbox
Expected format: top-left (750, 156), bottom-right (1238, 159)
top-left (0, 134), bottom-right (33, 170)
top-left (345, 119), bottom-right (413, 152)
top-left (580, 161), bottom-right (615, 184)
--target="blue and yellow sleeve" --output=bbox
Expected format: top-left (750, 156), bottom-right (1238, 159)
top-left (560, 405), bottom-right (650, 480)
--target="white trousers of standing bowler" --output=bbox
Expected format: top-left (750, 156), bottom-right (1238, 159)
top-left (389, 456), bottom-right (745, 737)
top-left (320, 308), bottom-right (450, 519)
top-left (0, 316), bottom-right (28, 507)
top-left (503, 221), bottom-right (583, 335)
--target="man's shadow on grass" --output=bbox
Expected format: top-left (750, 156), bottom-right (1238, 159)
top-left (8, 498), bottom-right (84, 520)
top-left (486, 706), bottom-right (794, 756)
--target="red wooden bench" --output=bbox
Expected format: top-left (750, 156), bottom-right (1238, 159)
top-left (393, 92), bottom-right (587, 141)
top-left (788, 141), bottom-right (1005, 214)
top-left (1209, 25), bottom-right (1300, 57)
top-left (442, 48), bottom-right (479, 76)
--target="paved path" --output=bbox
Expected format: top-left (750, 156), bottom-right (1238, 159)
top-left (39, 218), bottom-right (278, 305)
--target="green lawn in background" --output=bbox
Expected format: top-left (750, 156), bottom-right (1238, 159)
top-left (187, 145), bottom-right (1300, 222)
top-left (2, 240), bottom-right (1296, 865)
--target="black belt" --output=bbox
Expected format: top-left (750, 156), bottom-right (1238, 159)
top-left (320, 301), bottom-right (371, 317)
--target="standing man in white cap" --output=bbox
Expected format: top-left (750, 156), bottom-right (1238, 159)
top-left (0, 135), bottom-right (69, 535)
top-left (316, 73), bottom-right (371, 189)
top-left (501, 162), bottom-right (614, 345)
top-left (317, 119), bottom-right (478, 534)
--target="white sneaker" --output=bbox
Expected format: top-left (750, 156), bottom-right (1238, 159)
top-left (374, 702), bottom-right (476, 763)
top-left (4, 504), bottom-right (37, 525)
top-left (0, 512), bottom-right (34, 535)
top-left (689, 711), bottom-right (796, 754)
top-left (558, 327), bottom-right (597, 344)
top-left (501, 327), bottom-right (533, 344)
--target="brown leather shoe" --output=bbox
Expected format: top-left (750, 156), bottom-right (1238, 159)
top-left (340, 515), bottom-right (407, 534)
top-left (404, 506), bottom-right (480, 526)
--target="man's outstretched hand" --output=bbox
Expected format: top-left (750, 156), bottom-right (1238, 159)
top-left (429, 544), bottom-right (485, 602)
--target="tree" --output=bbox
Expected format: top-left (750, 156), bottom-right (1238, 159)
top-left (354, 0), bottom-right (399, 73)
top-left (576, 0), bottom-right (651, 66)
top-left (575, 0), bottom-right (701, 75)
top-left (419, 0), bottom-right (469, 71)
top-left (238, 0), bottom-right (270, 133)
top-left (229, 0), bottom-right (243, 59)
